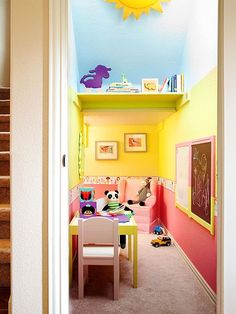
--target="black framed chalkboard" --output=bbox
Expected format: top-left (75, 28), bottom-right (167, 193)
top-left (191, 139), bottom-right (213, 226)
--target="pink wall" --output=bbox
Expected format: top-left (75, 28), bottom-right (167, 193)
top-left (158, 184), bottom-right (217, 293)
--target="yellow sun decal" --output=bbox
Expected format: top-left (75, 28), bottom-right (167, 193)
top-left (106, 0), bottom-right (171, 20)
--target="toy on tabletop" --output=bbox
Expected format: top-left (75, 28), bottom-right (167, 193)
top-left (79, 187), bottom-right (97, 217)
top-left (80, 64), bottom-right (111, 90)
top-left (127, 177), bottom-right (152, 206)
top-left (102, 190), bottom-right (133, 214)
top-left (80, 202), bottom-right (97, 217)
top-left (80, 201), bottom-right (97, 217)
top-left (150, 236), bottom-right (171, 248)
top-left (102, 189), bottom-right (133, 249)
top-left (79, 187), bottom-right (95, 202)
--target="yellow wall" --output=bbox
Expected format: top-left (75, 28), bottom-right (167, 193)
top-left (157, 67), bottom-right (217, 181)
top-left (68, 88), bottom-right (83, 189)
top-left (84, 125), bottom-right (158, 176)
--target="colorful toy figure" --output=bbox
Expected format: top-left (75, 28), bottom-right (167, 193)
top-left (79, 187), bottom-right (95, 202)
top-left (151, 236), bottom-right (171, 248)
top-left (153, 225), bottom-right (165, 235)
top-left (80, 65), bottom-right (111, 89)
top-left (127, 177), bottom-right (152, 206)
top-left (102, 190), bottom-right (132, 249)
top-left (80, 202), bottom-right (97, 217)
top-left (79, 187), bottom-right (97, 216)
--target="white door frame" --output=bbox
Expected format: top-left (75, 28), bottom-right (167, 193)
top-left (47, 1), bottom-right (225, 314)
top-left (48, 0), bottom-right (69, 313)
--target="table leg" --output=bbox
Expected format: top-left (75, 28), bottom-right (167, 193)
top-left (133, 230), bottom-right (138, 288)
top-left (128, 235), bottom-right (132, 261)
top-left (69, 230), bottom-right (73, 287)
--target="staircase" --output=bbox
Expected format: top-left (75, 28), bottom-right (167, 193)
top-left (0, 87), bottom-right (11, 313)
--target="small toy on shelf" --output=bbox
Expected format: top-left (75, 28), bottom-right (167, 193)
top-left (150, 236), bottom-right (171, 248)
top-left (106, 74), bottom-right (140, 93)
top-left (80, 64), bottom-right (111, 90)
top-left (127, 177), bottom-right (152, 206)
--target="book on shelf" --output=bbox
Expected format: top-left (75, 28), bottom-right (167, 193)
top-left (159, 74), bottom-right (184, 93)
top-left (158, 78), bottom-right (169, 93)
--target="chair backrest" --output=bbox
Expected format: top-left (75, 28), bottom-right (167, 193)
top-left (78, 217), bottom-right (119, 246)
top-left (118, 178), bottom-right (158, 203)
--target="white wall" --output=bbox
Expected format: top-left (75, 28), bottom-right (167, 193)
top-left (0, 0), bottom-right (10, 86)
top-left (222, 1), bottom-right (236, 313)
top-left (181, 0), bottom-right (218, 89)
top-left (11, 0), bottom-right (47, 313)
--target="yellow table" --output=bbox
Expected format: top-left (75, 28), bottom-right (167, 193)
top-left (69, 214), bottom-right (138, 288)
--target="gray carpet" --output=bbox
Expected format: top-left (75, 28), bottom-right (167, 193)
top-left (70, 233), bottom-right (216, 314)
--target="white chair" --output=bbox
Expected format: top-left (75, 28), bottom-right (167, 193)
top-left (78, 217), bottom-right (120, 300)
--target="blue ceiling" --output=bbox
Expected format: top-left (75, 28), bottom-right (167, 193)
top-left (70, 0), bottom-right (192, 91)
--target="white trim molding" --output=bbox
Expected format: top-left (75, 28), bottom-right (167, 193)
top-left (48, 0), bottom-right (69, 313)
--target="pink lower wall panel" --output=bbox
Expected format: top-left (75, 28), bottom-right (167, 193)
top-left (158, 184), bottom-right (216, 293)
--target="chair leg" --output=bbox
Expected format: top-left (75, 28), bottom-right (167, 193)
top-left (78, 260), bottom-right (84, 299)
top-left (113, 263), bottom-right (119, 300)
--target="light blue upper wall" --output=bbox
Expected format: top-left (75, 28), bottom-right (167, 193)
top-left (68, 0), bottom-right (79, 90)
top-left (70, 0), bottom-right (218, 92)
top-left (181, 0), bottom-right (218, 90)
top-left (71, 0), bottom-right (192, 92)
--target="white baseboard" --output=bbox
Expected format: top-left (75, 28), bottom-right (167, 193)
top-left (161, 224), bottom-right (216, 304)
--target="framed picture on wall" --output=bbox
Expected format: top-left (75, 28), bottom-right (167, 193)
top-left (124, 133), bottom-right (147, 152)
top-left (95, 141), bottom-right (118, 160)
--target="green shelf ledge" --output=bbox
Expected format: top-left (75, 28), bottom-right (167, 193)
top-left (77, 92), bottom-right (189, 111)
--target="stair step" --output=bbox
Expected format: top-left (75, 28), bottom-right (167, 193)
top-left (0, 205), bottom-right (10, 239)
top-left (0, 239), bottom-right (10, 264)
top-left (0, 177), bottom-right (10, 204)
top-left (0, 239), bottom-right (11, 287)
top-left (0, 287), bottom-right (11, 311)
top-left (0, 115), bottom-right (10, 132)
top-left (0, 264), bottom-right (10, 287)
top-left (0, 205), bottom-right (10, 221)
top-left (0, 133), bottom-right (10, 152)
top-left (0, 177), bottom-right (10, 187)
top-left (0, 100), bottom-right (10, 114)
top-left (0, 152), bottom-right (10, 176)
top-left (0, 88), bottom-right (10, 100)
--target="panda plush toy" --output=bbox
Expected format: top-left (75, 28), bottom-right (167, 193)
top-left (102, 190), bottom-right (132, 249)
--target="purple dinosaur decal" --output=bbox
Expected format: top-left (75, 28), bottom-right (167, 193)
top-left (80, 65), bottom-right (111, 89)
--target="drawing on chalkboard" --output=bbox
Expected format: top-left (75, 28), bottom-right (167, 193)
top-left (176, 137), bottom-right (215, 235)
top-left (192, 149), bottom-right (210, 216)
top-left (190, 138), bottom-right (215, 234)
